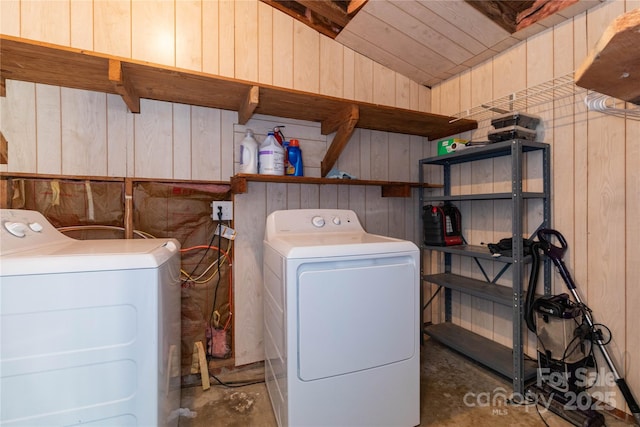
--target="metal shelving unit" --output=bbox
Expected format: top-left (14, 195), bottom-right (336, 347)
top-left (419, 139), bottom-right (551, 395)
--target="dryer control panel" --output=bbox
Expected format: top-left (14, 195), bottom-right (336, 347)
top-left (265, 209), bottom-right (364, 239)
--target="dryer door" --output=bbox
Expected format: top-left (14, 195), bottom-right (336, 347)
top-left (296, 255), bottom-right (417, 381)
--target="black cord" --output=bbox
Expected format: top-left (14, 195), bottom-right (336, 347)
top-left (209, 208), bottom-right (224, 326)
top-left (210, 374), bottom-right (265, 388)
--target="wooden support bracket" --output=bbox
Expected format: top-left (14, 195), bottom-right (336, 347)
top-left (0, 76), bottom-right (6, 97)
top-left (108, 59), bottom-right (140, 113)
top-left (238, 86), bottom-right (259, 125)
top-left (0, 132), bottom-right (8, 165)
top-left (124, 178), bottom-right (134, 239)
top-left (320, 105), bottom-right (359, 177)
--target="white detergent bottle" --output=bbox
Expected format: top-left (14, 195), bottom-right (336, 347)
top-left (239, 129), bottom-right (259, 174)
top-left (258, 132), bottom-right (284, 175)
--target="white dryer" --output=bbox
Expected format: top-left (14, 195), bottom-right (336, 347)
top-left (263, 209), bottom-right (420, 427)
top-left (0, 209), bottom-right (181, 426)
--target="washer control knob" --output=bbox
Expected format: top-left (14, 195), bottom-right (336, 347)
top-left (29, 222), bottom-right (44, 232)
top-left (311, 216), bottom-right (325, 228)
top-left (4, 221), bottom-right (28, 237)
top-left (332, 216), bottom-right (341, 225)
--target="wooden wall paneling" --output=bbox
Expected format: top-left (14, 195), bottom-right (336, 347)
top-left (0, 0), bottom-right (20, 37)
top-left (70, 0), bottom-right (93, 50)
top-left (625, 96), bottom-right (640, 410)
top-left (369, 130), bottom-right (388, 181)
top-left (293, 21), bottom-right (320, 93)
top-left (35, 84), bottom-right (62, 175)
top-left (271, 10), bottom-right (294, 89)
top-left (1, 81), bottom-right (36, 173)
top-left (218, 0), bottom-right (235, 78)
top-left (388, 133), bottom-right (410, 182)
top-left (190, 106), bottom-right (221, 181)
top-left (336, 128), bottom-right (360, 178)
top-left (319, 184), bottom-right (338, 208)
top-left (421, 1), bottom-right (509, 51)
top-left (372, 62), bottom-right (395, 107)
top-left (61, 88), bottom-right (107, 176)
top-left (364, 186), bottom-right (388, 236)
top-left (394, 75), bottom-right (411, 110)
top-left (342, 48), bottom-right (355, 101)
top-left (220, 110), bottom-right (237, 181)
top-left (354, 54), bottom-right (374, 104)
top-left (133, 99), bottom-right (173, 179)
top-left (287, 183), bottom-right (301, 209)
top-left (257, 1), bottom-right (273, 85)
top-left (456, 70), bottom-right (473, 331)
top-left (571, 11), bottom-right (590, 296)
top-left (106, 94), bottom-right (130, 178)
top-left (586, 1), bottom-right (627, 406)
top-left (21, 0), bottom-right (70, 46)
top-left (347, 185), bottom-right (366, 226)
top-left (319, 37), bottom-right (344, 98)
top-left (172, 104), bottom-right (191, 180)
top-left (131, 0), bottom-right (175, 66)
top-left (336, 25), bottom-right (436, 87)
top-left (94, 0), bottom-right (131, 58)
top-left (408, 81), bottom-right (420, 112)
top-left (336, 184), bottom-right (349, 209)
top-left (234, 0), bottom-right (258, 82)
top-left (357, 129), bottom-right (372, 180)
top-left (202, 0), bottom-right (220, 75)
top-left (233, 181), bottom-right (267, 365)
top-left (300, 183), bottom-right (319, 208)
top-left (387, 196), bottom-right (404, 238)
top-left (551, 19), bottom-right (576, 280)
top-left (176, 0), bottom-right (202, 71)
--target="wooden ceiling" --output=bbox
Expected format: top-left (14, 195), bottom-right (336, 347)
top-left (261, 0), bottom-right (605, 87)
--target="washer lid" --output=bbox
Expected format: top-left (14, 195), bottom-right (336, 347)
top-left (1, 238), bottom-right (180, 276)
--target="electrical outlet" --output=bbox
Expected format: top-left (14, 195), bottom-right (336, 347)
top-left (211, 201), bottom-right (233, 221)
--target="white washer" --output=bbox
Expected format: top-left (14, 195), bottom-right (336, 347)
top-left (0, 209), bottom-right (181, 426)
top-left (263, 209), bottom-right (420, 427)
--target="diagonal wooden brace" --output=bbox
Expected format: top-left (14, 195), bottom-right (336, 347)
top-left (321, 104), bottom-right (359, 177)
top-left (108, 59), bottom-right (140, 113)
top-left (238, 86), bottom-right (259, 125)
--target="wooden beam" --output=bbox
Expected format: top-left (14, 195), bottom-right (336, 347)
top-left (0, 132), bottom-right (7, 165)
top-left (347, 0), bottom-right (368, 16)
top-left (124, 178), bottom-right (134, 239)
top-left (321, 105), bottom-right (359, 177)
top-left (575, 8), bottom-right (640, 105)
top-left (321, 104), bottom-right (359, 135)
top-left (516, 0), bottom-right (579, 31)
top-left (259, 0), bottom-right (340, 39)
top-left (108, 59), bottom-right (140, 113)
top-left (381, 183), bottom-right (411, 198)
top-left (297, 0), bottom-right (350, 27)
top-left (0, 76), bottom-right (5, 97)
top-left (238, 86), bottom-right (259, 125)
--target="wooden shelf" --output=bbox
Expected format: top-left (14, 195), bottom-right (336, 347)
top-left (230, 173), bottom-right (443, 197)
top-left (0, 34), bottom-right (477, 177)
top-left (575, 8), bottom-right (640, 105)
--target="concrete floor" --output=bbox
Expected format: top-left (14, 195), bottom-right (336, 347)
top-left (178, 338), bottom-right (634, 426)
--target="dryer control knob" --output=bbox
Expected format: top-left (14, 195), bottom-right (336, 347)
top-left (311, 216), bottom-right (325, 228)
top-left (4, 221), bottom-right (28, 237)
top-left (332, 217), bottom-right (341, 225)
top-left (29, 222), bottom-right (44, 232)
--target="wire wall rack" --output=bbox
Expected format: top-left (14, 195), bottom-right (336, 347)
top-left (449, 72), bottom-right (640, 123)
